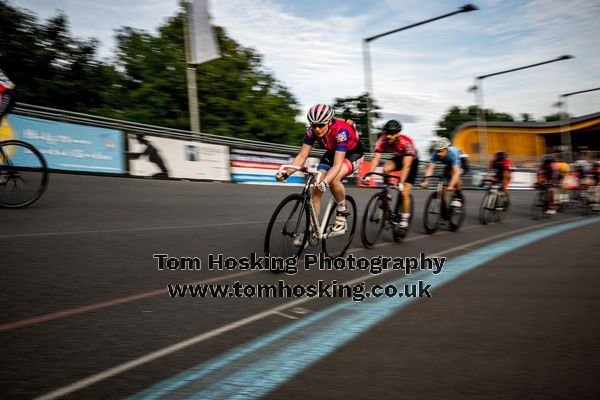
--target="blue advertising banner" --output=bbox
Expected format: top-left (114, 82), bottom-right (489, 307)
top-left (2, 115), bottom-right (125, 173)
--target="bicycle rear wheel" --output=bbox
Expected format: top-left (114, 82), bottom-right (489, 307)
top-left (0, 140), bottom-right (49, 208)
top-left (264, 194), bottom-right (310, 262)
top-left (322, 195), bottom-right (357, 258)
top-left (423, 192), bottom-right (441, 234)
top-left (360, 192), bottom-right (386, 248)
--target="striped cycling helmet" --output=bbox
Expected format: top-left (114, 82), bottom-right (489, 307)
top-left (307, 104), bottom-right (334, 124)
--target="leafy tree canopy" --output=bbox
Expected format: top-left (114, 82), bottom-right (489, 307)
top-left (0, 1), bottom-right (305, 144)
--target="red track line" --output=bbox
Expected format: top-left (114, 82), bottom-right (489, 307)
top-left (0, 270), bottom-right (257, 333)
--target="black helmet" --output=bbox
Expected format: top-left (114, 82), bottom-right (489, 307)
top-left (495, 151), bottom-right (507, 160)
top-left (383, 119), bottom-right (402, 134)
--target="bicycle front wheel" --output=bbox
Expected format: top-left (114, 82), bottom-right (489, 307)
top-left (392, 193), bottom-right (414, 243)
top-left (0, 140), bottom-right (49, 208)
top-left (264, 194), bottom-right (310, 262)
top-left (449, 194), bottom-right (466, 232)
top-left (479, 192), bottom-right (494, 225)
top-left (531, 190), bottom-right (546, 220)
top-left (323, 195), bottom-right (357, 258)
top-left (423, 192), bottom-right (441, 234)
top-left (360, 192), bottom-right (386, 248)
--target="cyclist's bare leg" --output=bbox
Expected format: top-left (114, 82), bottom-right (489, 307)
top-left (329, 163), bottom-right (350, 207)
top-left (401, 183), bottom-right (413, 213)
top-left (312, 168), bottom-right (329, 217)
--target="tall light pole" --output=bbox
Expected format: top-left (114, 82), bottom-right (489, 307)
top-left (363, 4), bottom-right (478, 152)
top-left (558, 86), bottom-right (600, 162)
top-left (471, 55), bottom-right (574, 165)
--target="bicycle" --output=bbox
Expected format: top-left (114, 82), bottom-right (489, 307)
top-left (264, 165), bottom-right (357, 261)
top-left (422, 175), bottom-right (466, 234)
top-left (0, 139), bottom-right (49, 208)
top-left (479, 179), bottom-right (509, 225)
top-left (360, 172), bottom-right (414, 248)
top-left (531, 183), bottom-right (553, 220)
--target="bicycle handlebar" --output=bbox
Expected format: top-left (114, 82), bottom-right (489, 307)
top-left (278, 164), bottom-right (322, 184)
top-left (364, 171), bottom-right (401, 180)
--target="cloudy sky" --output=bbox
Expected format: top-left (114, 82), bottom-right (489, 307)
top-left (11, 0), bottom-right (600, 152)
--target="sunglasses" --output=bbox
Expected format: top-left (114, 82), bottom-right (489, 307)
top-left (311, 123), bottom-right (327, 129)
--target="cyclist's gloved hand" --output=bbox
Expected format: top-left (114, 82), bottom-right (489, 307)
top-left (316, 180), bottom-right (329, 193)
top-left (361, 176), bottom-right (371, 184)
top-left (276, 171), bottom-right (289, 182)
top-left (420, 180), bottom-right (428, 189)
top-left (396, 182), bottom-right (404, 192)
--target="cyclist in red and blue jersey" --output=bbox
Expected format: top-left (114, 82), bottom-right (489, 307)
top-left (420, 137), bottom-right (465, 207)
top-left (362, 119), bottom-right (418, 228)
top-left (277, 104), bottom-right (364, 232)
top-left (537, 155), bottom-right (560, 214)
top-left (0, 68), bottom-right (15, 121)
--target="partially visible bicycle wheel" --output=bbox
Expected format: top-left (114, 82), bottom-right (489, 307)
top-left (449, 194), bottom-right (466, 232)
top-left (423, 192), bottom-right (441, 234)
top-left (479, 192), bottom-right (494, 225)
top-left (323, 195), bottom-right (357, 258)
top-left (495, 192), bottom-right (508, 222)
top-left (0, 140), bottom-right (49, 208)
top-left (531, 191), bottom-right (546, 220)
top-left (264, 194), bottom-right (310, 263)
top-left (360, 192), bottom-right (386, 248)
top-left (392, 193), bottom-right (414, 243)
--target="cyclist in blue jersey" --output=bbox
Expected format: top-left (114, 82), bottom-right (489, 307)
top-left (420, 137), bottom-right (465, 207)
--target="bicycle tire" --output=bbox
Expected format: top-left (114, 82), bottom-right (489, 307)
top-left (360, 192), bottom-right (386, 248)
top-left (423, 191), bottom-right (441, 234)
top-left (531, 190), bottom-right (546, 220)
top-left (392, 193), bottom-right (414, 243)
top-left (0, 140), bottom-right (49, 208)
top-left (449, 194), bottom-right (466, 232)
top-left (322, 195), bottom-right (357, 258)
top-left (479, 192), bottom-right (493, 225)
top-left (264, 193), bottom-right (310, 264)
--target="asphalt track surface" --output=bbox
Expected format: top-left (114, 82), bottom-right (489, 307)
top-left (1, 174), bottom-right (599, 399)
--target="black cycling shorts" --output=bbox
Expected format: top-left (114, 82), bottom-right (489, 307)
top-left (318, 143), bottom-right (364, 175)
top-left (387, 155), bottom-right (419, 185)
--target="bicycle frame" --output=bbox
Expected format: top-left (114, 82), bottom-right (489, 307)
top-left (278, 165), bottom-right (339, 241)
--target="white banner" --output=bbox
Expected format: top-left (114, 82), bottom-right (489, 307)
top-left (188, 0), bottom-right (220, 65)
top-left (128, 135), bottom-right (230, 181)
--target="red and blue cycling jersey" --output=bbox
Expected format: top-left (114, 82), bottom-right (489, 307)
top-left (303, 119), bottom-right (359, 152)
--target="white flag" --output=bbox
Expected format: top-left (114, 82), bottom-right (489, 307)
top-left (188, 0), bottom-right (220, 65)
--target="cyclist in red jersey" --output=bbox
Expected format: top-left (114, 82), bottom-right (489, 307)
top-left (277, 104), bottom-right (364, 232)
top-left (0, 68), bottom-right (16, 121)
top-left (362, 120), bottom-right (418, 228)
top-left (485, 151), bottom-right (512, 194)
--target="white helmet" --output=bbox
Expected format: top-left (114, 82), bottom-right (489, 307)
top-left (307, 104), bottom-right (334, 124)
top-left (433, 137), bottom-right (451, 151)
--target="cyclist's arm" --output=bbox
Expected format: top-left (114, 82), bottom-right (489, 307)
top-left (423, 163), bottom-right (435, 179)
top-left (288, 144), bottom-right (312, 175)
top-left (447, 164), bottom-right (461, 190)
top-left (400, 155), bottom-right (414, 184)
top-left (324, 150), bottom-right (346, 183)
top-left (367, 152), bottom-right (382, 175)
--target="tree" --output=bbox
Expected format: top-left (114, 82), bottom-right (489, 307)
top-left (332, 93), bottom-right (380, 150)
top-left (0, 1), bottom-right (306, 145)
top-left (0, 1), bottom-right (118, 112)
top-left (435, 105), bottom-right (515, 139)
top-left (542, 112), bottom-right (569, 122)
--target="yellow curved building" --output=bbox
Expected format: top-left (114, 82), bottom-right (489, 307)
top-left (452, 112), bottom-right (600, 166)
